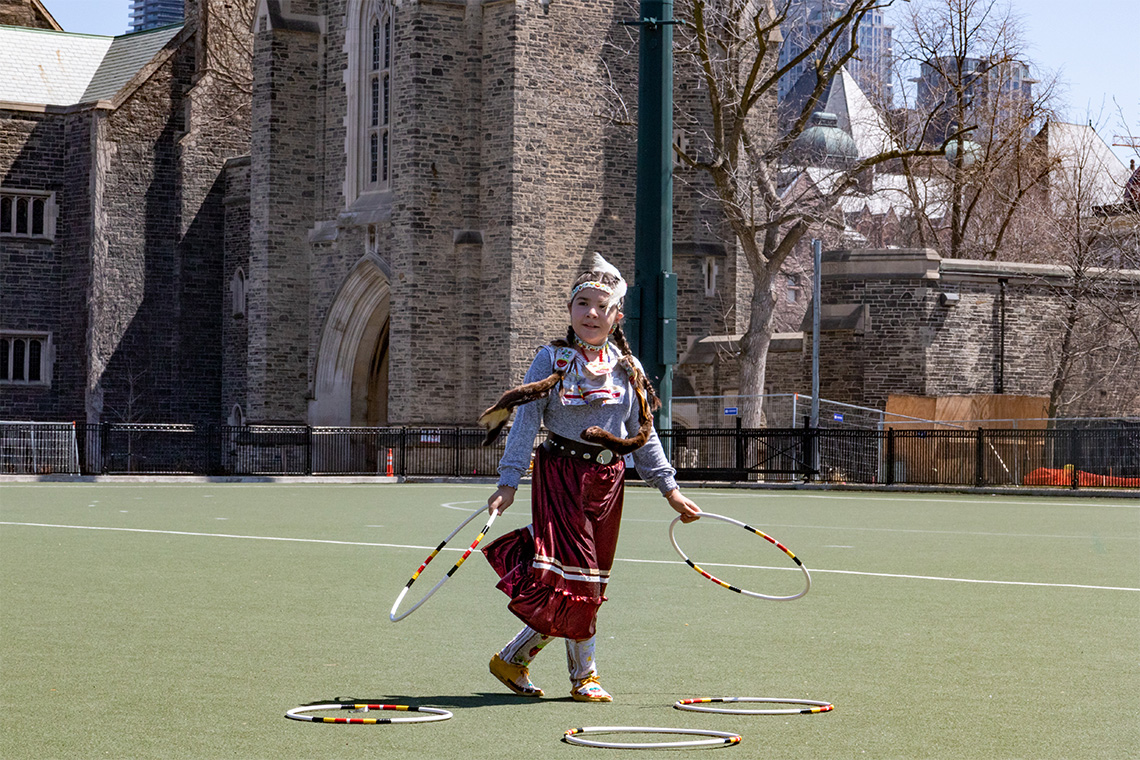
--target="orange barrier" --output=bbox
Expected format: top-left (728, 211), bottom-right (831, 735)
top-left (1022, 466), bottom-right (1140, 487)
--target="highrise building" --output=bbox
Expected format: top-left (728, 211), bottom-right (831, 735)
top-left (777, 0), bottom-right (894, 105)
top-left (914, 56), bottom-right (1038, 139)
top-left (129, 0), bottom-right (183, 32)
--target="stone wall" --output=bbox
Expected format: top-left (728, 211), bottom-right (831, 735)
top-left (0, 109), bottom-right (77, 420)
top-left (3, 6), bottom-right (250, 425)
top-left (796, 249), bottom-right (1140, 418)
top-left (387, 0), bottom-right (484, 424)
top-left (248, 22), bottom-right (321, 422)
top-left (0, 0), bottom-right (58, 29)
top-left (92, 40), bottom-right (202, 423)
top-left (682, 249), bottom-right (1140, 421)
top-left (222, 156), bottom-right (251, 422)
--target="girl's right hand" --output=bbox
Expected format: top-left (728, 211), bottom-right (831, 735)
top-left (489, 485), bottom-right (516, 515)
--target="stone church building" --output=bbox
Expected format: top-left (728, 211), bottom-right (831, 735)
top-left (2, 0), bottom-right (1137, 429)
top-left (1, 0), bottom-right (747, 427)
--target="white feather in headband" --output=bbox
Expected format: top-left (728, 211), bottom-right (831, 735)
top-left (570, 252), bottom-right (628, 311)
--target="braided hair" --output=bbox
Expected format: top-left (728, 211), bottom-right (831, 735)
top-left (565, 270), bottom-right (660, 453)
top-left (477, 266), bottom-right (659, 454)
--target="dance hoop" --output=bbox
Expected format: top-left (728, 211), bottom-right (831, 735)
top-left (562, 726), bottom-right (742, 749)
top-left (389, 506), bottom-right (498, 622)
top-left (669, 512), bottom-right (811, 601)
top-left (674, 697), bottom-right (833, 715)
top-left (285, 703), bottom-right (453, 724)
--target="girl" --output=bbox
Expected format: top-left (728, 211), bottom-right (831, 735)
top-left (478, 253), bottom-right (700, 702)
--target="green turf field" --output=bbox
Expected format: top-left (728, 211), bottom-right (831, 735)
top-left (1, 483), bottom-right (1137, 759)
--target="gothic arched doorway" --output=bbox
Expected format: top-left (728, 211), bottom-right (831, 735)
top-left (310, 256), bottom-right (390, 426)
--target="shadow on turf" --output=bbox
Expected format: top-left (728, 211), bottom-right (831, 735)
top-left (306, 693), bottom-right (562, 709)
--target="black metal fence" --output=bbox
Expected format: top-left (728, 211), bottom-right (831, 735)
top-left (69, 424), bottom-right (507, 478)
top-left (37, 421), bottom-right (1137, 489)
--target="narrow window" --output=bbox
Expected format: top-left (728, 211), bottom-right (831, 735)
top-left (0, 339), bottom-right (8, 379)
top-left (672, 129), bottom-right (688, 168)
top-left (15, 197), bottom-right (28, 234)
top-left (0, 196), bottom-right (10, 233)
top-left (370, 134), bottom-right (379, 184)
top-left (703, 257), bottom-right (718, 297)
top-left (382, 74), bottom-right (389, 126)
top-left (362, 6), bottom-right (393, 192)
top-left (231, 268), bottom-right (246, 317)
top-left (32, 198), bottom-right (44, 236)
top-left (12, 338), bottom-right (25, 381)
top-left (381, 133), bottom-right (389, 183)
top-left (372, 20), bottom-right (380, 70)
top-left (786, 275), bottom-right (799, 303)
top-left (371, 77), bottom-right (380, 127)
top-left (383, 16), bottom-right (391, 69)
top-left (27, 339), bottom-right (41, 382)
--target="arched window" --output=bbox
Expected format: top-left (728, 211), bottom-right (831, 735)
top-left (347, 1), bottom-right (395, 202)
top-left (0, 189), bottom-right (56, 239)
top-left (231, 268), bottom-right (247, 318)
top-left (0, 332), bottom-right (51, 384)
top-left (228, 404), bottom-right (246, 427)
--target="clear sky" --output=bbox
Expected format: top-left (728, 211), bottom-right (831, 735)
top-left (38, 0), bottom-right (1139, 165)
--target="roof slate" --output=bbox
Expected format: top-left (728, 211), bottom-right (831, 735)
top-left (0, 23), bottom-right (182, 107)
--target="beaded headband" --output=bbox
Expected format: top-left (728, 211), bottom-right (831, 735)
top-left (569, 253), bottom-right (627, 311)
top-left (571, 280), bottom-right (617, 300)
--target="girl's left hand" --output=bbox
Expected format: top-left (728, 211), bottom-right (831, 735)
top-left (665, 489), bottom-right (701, 523)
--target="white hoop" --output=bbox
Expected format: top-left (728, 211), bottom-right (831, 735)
top-left (389, 507), bottom-right (498, 622)
top-left (562, 726), bottom-right (742, 749)
top-left (674, 697), bottom-right (833, 715)
top-left (285, 703), bottom-right (453, 724)
top-left (670, 512), bottom-right (811, 601)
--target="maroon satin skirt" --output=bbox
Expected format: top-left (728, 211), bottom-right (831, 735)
top-left (483, 444), bottom-right (625, 639)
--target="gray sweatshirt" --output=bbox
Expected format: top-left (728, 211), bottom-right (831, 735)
top-left (496, 344), bottom-right (679, 495)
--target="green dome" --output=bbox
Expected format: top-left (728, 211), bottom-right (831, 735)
top-left (793, 112), bottom-right (859, 166)
top-left (945, 137), bottom-right (983, 168)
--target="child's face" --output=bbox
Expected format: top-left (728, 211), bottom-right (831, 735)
top-left (570, 288), bottom-right (623, 347)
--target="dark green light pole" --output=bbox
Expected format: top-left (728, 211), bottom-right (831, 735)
top-left (627, 0), bottom-right (677, 430)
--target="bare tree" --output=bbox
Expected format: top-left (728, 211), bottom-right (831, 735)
top-left (669, 0), bottom-right (941, 424)
top-left (887, 0), bottom-right (1060, 261)
top-left (192, 0), bottom-right (254, 128)
top-left (1018, 120), bottom-right (1140, 417)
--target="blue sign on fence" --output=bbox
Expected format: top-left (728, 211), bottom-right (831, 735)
top-left (724, 407), bottom-right (738, 416)
top-left (833, 413), bottom-right (844, 422)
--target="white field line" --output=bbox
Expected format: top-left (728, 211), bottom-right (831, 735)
top-left (687, 491), bottom-right (1140, 509)
top-left (1, 521), bottom-right (1136, 593)
top-left (688, 522), bottom-right (1138, 541)
top-left (3, 482), bottom-right (1137, 509)
top-left (617, 557), bottom-right (1139, 592)
top-left (0, 521), bottom-right (440, 552)
top-left (447, 501), bottom-right (1137, 539)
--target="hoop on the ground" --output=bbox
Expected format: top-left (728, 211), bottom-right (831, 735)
top-left (562, 726), bottom-right (742, 749)
top-left (674, 697), bottom-right (833, 715)
top-left (285, 703), bottom-right (453, 724)
top-left (390, 506), bottom-right (498, 622)
top-left (669, 512), bottom-right (810, 601)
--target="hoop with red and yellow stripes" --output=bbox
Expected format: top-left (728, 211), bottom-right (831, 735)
top-left (669, 512), bottom-right (811, 601)
top-left (562, 726), bottom-right (742, 749)
top-left (389, 506), bottom-right (498, 622)
top-left (285, 703), bottom-right (452, 724)
top-left (674, 697), bottom-right (833, 715)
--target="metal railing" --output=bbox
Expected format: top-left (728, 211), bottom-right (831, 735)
top-left (71, 423), bottom-right (507, 478)
top-left (2, 422), bottom-right (1134, 490)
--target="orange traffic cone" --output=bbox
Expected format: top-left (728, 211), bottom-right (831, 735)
top-left (386, 448), bottom-right (394, 477)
